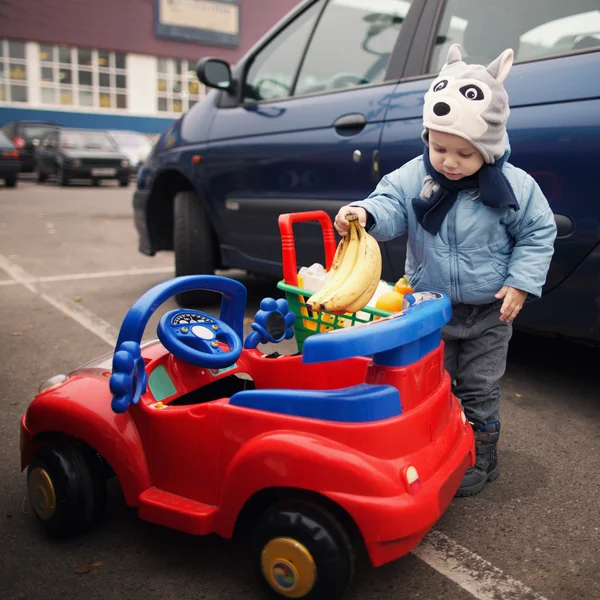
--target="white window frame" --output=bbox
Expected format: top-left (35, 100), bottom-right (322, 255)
top-left (38, 44), bottom-right (128, 111)
top-left (0, 39), bottom-right (29, 104)
top-left (157, 57), bottom-right (206, 115)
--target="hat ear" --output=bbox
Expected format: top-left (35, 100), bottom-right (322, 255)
top-left (444, 43), bottom-right (463, 68)
top-left (486, 48), bottom-right (514, 83)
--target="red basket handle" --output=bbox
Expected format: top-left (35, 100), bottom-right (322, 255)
top-left (278, 211), bottom-right (337, 286)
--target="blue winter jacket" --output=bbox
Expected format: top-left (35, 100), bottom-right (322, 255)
top-left (353, 144), bottom-right (557, 305)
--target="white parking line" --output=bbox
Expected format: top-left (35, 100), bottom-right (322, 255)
top-left (0, 253), bottom-right (549, 600)
top-left (0, 265), bottom-right (174, 286)
top-left (413, 531), bottom-right (548, 600)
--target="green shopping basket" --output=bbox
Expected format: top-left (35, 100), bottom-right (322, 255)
top-left (278, 210), bottom-right (391, 352)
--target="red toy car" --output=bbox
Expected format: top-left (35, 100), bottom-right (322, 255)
top-left (20, 275), bottom-right (474, 600)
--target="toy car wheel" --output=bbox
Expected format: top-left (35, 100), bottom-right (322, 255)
top-left (173, 190), bottom-right (219, 307)
top-left (253, 501), bottom-right (355, 600)
top-left (27, 442), bottom-right (106, 537)
top-left (5, 175), bottom-right (17, 188)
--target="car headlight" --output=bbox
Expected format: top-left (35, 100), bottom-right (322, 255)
top-left (121, 159), bottom-right (130, 168)
top-left (38, 374), bottom-right (68, 394)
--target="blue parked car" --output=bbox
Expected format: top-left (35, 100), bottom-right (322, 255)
top-left (134, 0), bottom-right (600, 345)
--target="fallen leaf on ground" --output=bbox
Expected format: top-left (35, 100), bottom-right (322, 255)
top-left (11, 331), bottom-right (23, 336)
top-left (515, 393), bottom-right (522, 398)
top-left (75, 561), bottom-right (102, 574)
top-left (74, 296), bottom-right (82, 302)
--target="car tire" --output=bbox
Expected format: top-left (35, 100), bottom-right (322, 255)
top-left (57, 167), bottom-right (69, 187)
top-left (119, 179), bottom-right (130, 187)
top-left (253, 500), bottom-right (355, 600)
top-left (36, 168), bottom-right (47, 184)
top-left (5, 175), bottom-right (17, 188)
top-left (173, 190), bottom-right (219, 307)
top-left (27, 441), bottom-right (107, 538)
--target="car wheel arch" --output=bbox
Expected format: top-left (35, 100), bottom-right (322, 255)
top-left (215, 432), bottom-right (395, 540)
top-left (147, 169), bottom-right (218, 254)
top-left (233, 487), bottom-right (364, 553)
top-left (23, 427), bottom-right (150, 506)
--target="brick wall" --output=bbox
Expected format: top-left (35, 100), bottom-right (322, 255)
top-left (0, 0), bottom-right (303, 63)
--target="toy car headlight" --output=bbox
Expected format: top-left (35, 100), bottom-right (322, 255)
top-left (39, 374), bottom-right (68, 394)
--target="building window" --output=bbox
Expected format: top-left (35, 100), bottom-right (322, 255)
top-left (0, 40), bottom-right (28, 103)
top-left (39, 44), bottom-right (127, 110)
top-left (157, 58), bottom-right (205, 113)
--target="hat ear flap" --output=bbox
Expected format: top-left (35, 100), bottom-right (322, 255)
top-left (443, 43), bottom-right (463, 68)
top-left (487, 48), bottom-right (514, 83)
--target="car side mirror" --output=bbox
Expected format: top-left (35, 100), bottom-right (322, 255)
top-left (196, 58), bottom-right (235, 93)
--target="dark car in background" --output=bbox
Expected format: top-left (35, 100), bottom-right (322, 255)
top-left (134, 0), bottom-right (600, 345)
top-left (1, 121), bottom-right (57, 173)
top-left (0, 131), bottom-right (20, 188)
top-left (107, 130), bottom-right (153, 176)
top-left (35, 128), bottom-right (131, 187)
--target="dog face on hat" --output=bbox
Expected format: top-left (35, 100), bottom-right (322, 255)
top-left (422, 44), bottom-right (514, 164)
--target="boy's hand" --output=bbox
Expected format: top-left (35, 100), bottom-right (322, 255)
top-left (495, 286), bottom-right (528, 323)
top-left (334, 206), bottom-right (367, 236)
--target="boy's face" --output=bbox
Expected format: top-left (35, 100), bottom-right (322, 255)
top-left (428, 129), bottom-right (484, 180)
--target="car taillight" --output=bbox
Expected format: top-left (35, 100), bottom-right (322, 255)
top-left (2, 149), bottom-right (18, 158)
top-left (13, 136), bottom-right (25, 149)
top-left (405, 465), bottom-right (422, 495)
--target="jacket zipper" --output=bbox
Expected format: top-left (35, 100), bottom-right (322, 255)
top-left (448, 199), bottom-right (462, 303)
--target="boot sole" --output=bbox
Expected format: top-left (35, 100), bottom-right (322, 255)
top-left (454, 466), bottom-right (500, 498)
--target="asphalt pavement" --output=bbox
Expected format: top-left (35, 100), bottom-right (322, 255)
top-left (0, 178), bottom-right (599, 600)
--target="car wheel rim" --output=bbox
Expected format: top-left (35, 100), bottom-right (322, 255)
top-left (28, 467), bottom-right (57, 520)
top-left (261, 537), bottom-right (316, 598)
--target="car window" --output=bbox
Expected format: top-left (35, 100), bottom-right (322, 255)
top-left (61, 131), bottom-right (117, 151)
top-left (243, 2), bottom-right (322, 103)
top-left (110, 131), bottom-right (152, 149)
top-left (0, 131), bottom-right (12, 145)
top-left (429, 0), bottom-right (600, 73)
top-left (22, 124), bottom-right (55, 141)
top-left (294, 0), bottom-right (413, 96)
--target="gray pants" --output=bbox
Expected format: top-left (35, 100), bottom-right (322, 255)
top-left (442, 301), bottom-right (513, 425)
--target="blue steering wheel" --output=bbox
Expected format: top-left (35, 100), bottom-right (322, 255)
top-left (110, 275), bottom-right (246, 413)
top-left (157, 308), bottom-right (242, 367)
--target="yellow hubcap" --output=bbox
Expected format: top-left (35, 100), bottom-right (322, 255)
top-left (28, 468), bottom-right (57, 520)
top-left (261, 537), bottom-right (316, 598)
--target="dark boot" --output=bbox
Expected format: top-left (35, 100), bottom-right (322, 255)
top-left (455, 421), bottom-right (500, 497)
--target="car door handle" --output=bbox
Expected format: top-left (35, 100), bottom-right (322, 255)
top-left (333, 113), bottom-right (367, 135)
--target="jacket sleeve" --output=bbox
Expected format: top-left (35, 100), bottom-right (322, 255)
top-left (504, 174), bottom-right (557, 297)
top-left (349, 167), bottom-right (409, 241)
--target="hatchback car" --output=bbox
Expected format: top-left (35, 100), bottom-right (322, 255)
top-left (134, 0), bottom-right (600, 345)
top-left (35, 128), bottom-right (131, 187)
top-left (1, 120), bottom-right (57, 173)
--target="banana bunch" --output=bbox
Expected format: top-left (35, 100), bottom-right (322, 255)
top-left (306, 215), bottom-right (382, 315)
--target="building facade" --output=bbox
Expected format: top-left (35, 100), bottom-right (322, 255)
top-left (0, 0), bottom-right (300, 133)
